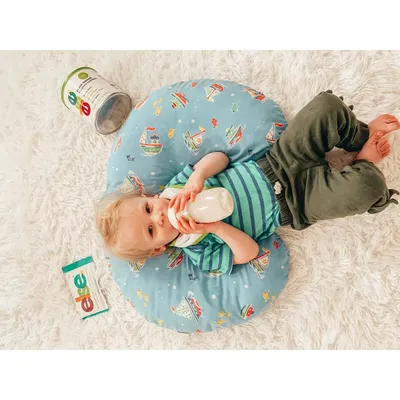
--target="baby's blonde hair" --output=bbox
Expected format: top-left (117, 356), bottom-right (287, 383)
top-left (96, 190), bottom-right (153, 262)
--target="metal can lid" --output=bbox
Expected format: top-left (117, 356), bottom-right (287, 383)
top-left (95, 92), bottom-right (132, 135)
top-left (60, 66), bottom-right (96, 108)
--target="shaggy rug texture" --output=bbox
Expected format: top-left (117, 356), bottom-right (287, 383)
top-left (0, 51), bottom-right (399, 350)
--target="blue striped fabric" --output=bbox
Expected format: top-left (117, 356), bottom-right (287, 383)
top-left (165, 160), bottom-right (281, 274)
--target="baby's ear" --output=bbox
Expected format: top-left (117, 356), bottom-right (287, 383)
top-left (150, 246), bottom-right (167, 257)
top-left (154, 194), bottom-right (160, 198)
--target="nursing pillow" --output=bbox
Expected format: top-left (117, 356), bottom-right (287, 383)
top-left (106, 79), bottom-right (289, 332)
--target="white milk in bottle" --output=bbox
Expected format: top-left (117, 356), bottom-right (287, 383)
top-left (168, 187), bottom-right (234, 228)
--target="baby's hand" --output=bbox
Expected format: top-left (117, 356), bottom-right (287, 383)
top-left (169, 189), bottom-right (200, 213)
top-left (177, 217), bottom-right (220, 235)
top-left (169, 171), bottom-right (205, 213)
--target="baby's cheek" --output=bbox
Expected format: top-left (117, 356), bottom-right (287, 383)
top-left (163, 198), bottom-right (171, 207)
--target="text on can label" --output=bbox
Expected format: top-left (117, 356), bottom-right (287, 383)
top-left (68, 91), bottom-right (91, 116)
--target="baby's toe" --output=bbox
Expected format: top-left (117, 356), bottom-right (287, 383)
top-left (387, 121), bottom-right (400, 131)
top-left (382, 148), bottom-right (391, 158)
top-left (379, 142), bottom-right (391, 154)
top-left (383, 114), bottom-right (398, 122)
top-left (377, 137), bottom-right (389, 148)
top-left (379, 137), bottom-right (389, 145)
top-left (377, 138), bottom-right (388, 148)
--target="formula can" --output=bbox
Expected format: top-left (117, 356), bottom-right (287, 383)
top-left (61, 67), bottom-right (132, 135)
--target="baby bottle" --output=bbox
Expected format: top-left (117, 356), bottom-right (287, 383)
top-left (168, 187), bottom-right (234, 229)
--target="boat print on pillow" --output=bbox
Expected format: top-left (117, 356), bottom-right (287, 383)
top-left (244, 87), bottom-right (266, 102)
top-left (171, 92), bottom-right (189, 109)
top-left (171, 291), bottom-right (203, 321)
top-left (117, 171), bottom-right (145, 193)
top-left (129, 259), bottom-right (146, 277)
top-left (248, 248), bottom-right (270, 279)
top-left (226, 124), bottom-right (245, 148)
top-left (139, 127), bottom-right (163, 156)
top-left (183, 126), bottom-right (206, 155)
top-left (205, 83), bottom-right (224, 102)
top-left (167, 249), bottom-right (184, 270)
top-left (240, 304), bottom-right (255, 319)
top-left (266, 122), bottom-right (285, 143)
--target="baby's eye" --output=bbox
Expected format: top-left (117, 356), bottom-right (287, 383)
top-left (146, 204), bottom-right (151, 214)
top-left (148, 226), bottom-right (153, 236)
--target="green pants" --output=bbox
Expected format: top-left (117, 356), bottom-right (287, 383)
top-left (258, 91), bottom-right (398, 230)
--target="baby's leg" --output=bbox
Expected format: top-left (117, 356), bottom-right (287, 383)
top-left (264, 91), bottom-right (399, 228)
top-left (292, 159), bottom-right (398, 228)
top-left (269, 91), bottom-right (370, 176)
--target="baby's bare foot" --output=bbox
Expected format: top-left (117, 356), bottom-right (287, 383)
top-left (368, 114), bottom-right (400, 136)
top-left (355, 131), bottom-right (391, 164)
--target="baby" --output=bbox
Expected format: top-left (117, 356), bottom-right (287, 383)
top-left (97, 91), bottom-right (399, 274)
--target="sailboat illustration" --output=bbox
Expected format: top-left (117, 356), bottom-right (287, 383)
top-left (244, 87), bottom-right (266, 102)
top-left (183, 126), bottom-right (206, 154)
top-left (129, 259), bottom-right (146, 277)
top-left (248, 248), bottom-right (270, 279)
top-left (240, 304), bottom-right (255, 320)
top-left (171, 291), bottom-right (203, 321)
top-left (167, 249), bottom-right (184, 270)
top-left (171, 92), bottom-right (189, 109)
top-left (266, 122), bottom-right (285, 143)
top-left (113, 135), bottom-right (123, 152)
top-left (226, 124), bottom-right (244, 147)
top-left (204, 83), bottom-right (224, 102)
top-left (135, 95), bottom-right (148, 110)
top-left (139, 126), bottom-right (163, 156)
top-left (118, 171), bottom-right (144, 193)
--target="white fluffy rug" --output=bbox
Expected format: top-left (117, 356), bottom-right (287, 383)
top-left (1, 51), bottom-right (399, 349)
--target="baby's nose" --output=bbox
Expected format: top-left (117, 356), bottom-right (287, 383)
top-left (157, 211), bottom-right (164, 226)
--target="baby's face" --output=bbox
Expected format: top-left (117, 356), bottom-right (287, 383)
top-left (117, 195), bottom-right (179, 254)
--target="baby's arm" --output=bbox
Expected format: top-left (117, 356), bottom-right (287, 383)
top-left (178, 219), bottom-right (259, 265)
top-left (170, 152), bottom-right (229, 212)
top-left (192, 151), bottom-right (229, 179)
top-left (211, 222), bottom-right (259, 265)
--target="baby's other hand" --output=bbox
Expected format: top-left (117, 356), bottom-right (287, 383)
top-left (177, 217), bottom-right (220, 235)
top-left (169, 189), bottom-right (199, 213)
top-left (169, 172), bottom-right (205, 213)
